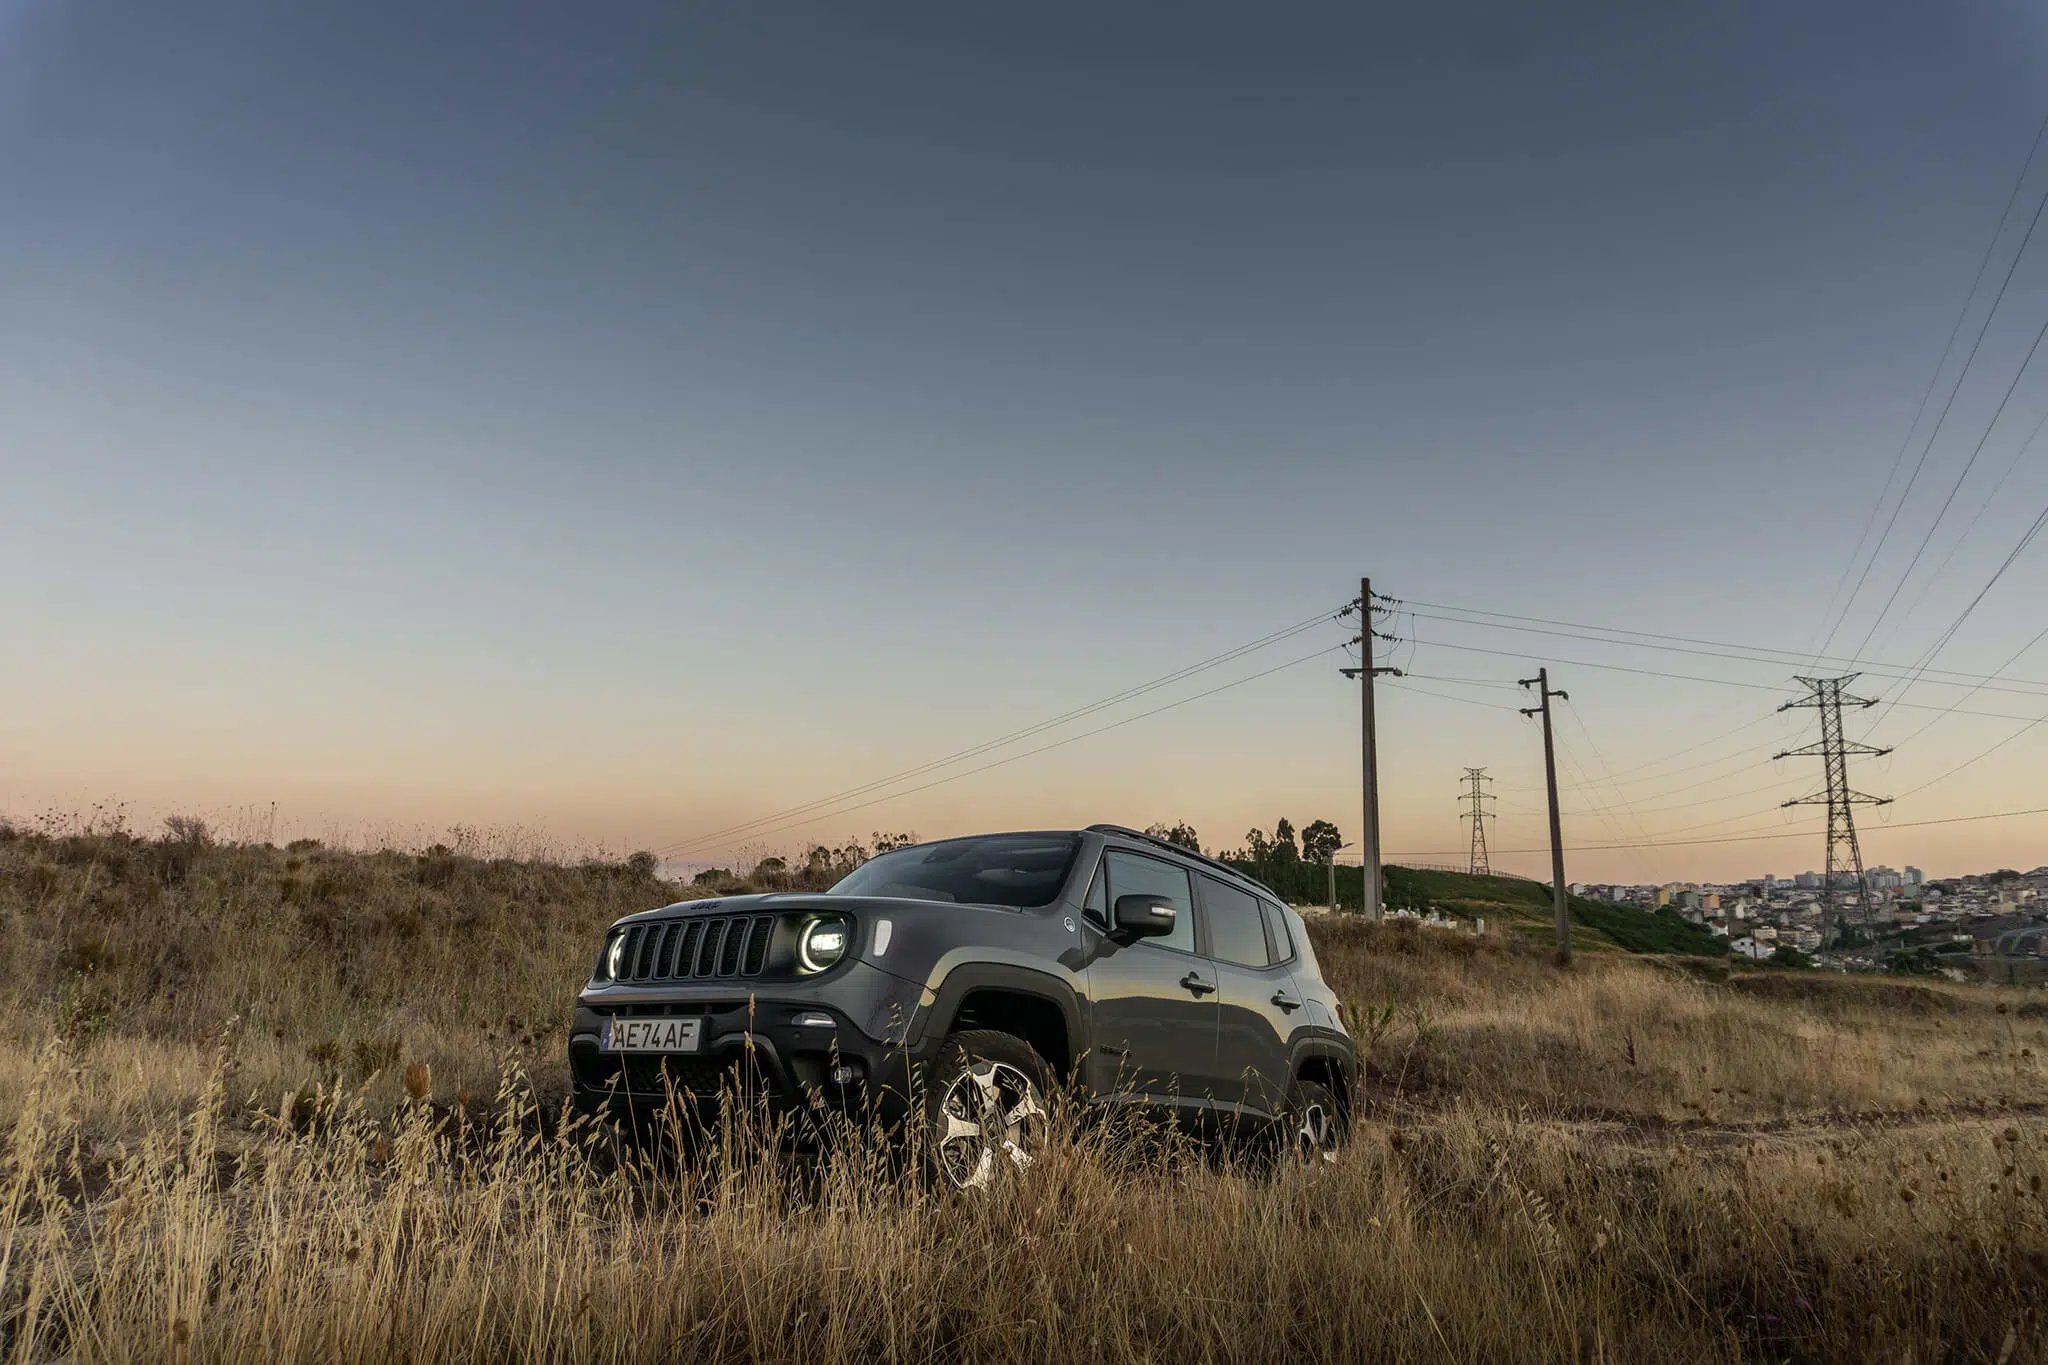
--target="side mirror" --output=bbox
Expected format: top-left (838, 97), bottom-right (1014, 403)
top-left (1113, 893), bottom-right (1178, 939)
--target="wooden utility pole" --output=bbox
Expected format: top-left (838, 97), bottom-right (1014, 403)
top-left (1518, 668), bottom-right (1572, 965)
top-left (1341, 578), bottom-right (1399, 921)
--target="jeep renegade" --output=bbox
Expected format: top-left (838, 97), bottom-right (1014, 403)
top-left (568, 824), bottom-right (1356, 1186)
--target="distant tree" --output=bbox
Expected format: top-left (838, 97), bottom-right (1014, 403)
top-left (1769, 946), bottom-right (1814, 969)
top-left (626, 851), bottom-right (660, 879)
top-left (1886, 947), bottom-right (1946, 977)
top-left (1272, 818), bottom-right (1300, 864)
top-left (691, 867), bottom-right (731, 886)
top-left (873, 831), bottom-right (919, 854)
top-left (1145, 821), bottom-right (1202, 853)
top-left (1241, 827), bottom-right (1275, 864)
top-left (1300, 820), bottom-right (1342, 865)
top-left (805, 845), bottom-right (836, 877)
top-left (754, 856), bottom-right (786, 875)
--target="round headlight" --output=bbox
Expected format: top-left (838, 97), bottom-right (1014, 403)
top-left (799, 916), bottom-right (850, 973)
top-left (605, 931), bottom-right (629, 980)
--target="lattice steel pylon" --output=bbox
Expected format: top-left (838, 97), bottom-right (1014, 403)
top-left (1774, 675), bottom-right (1893, 950)
top-left (1460, 767), bottom-right (1496, 877)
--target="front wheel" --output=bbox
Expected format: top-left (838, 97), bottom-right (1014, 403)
top-left (924, 1029), bottom-right (1053, 1191)
top-left (1281, 1077), bottom-right (1346, 1169)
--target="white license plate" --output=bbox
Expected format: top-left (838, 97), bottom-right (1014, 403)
top-left (600, 1016), bottom-right (703, 1053)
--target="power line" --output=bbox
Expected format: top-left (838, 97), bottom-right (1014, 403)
top-left (1400, 602), bottom-right (2048, 698)
top-left (1810, 105), bottom-right (2048, 660)
top-left (1408, 634), bottom-right (2048, 723)
top-left (1400, 672), bottom-right (1523, 689)
top-left (1845, 300), bottom-right (2048, 668)
top-left (1499, 746), bottom-right (1772, 797)
top-left (1571, 710), bottom-right (1786, 783)
top-left (1559, 706), bottom-right (1662, 855)
top-left (1866, 405), bottom-right (2048, 659)
top-left (1380, 680), bottom-right (1525, 713)
top-left (1861, 493), bottom-right (2048, 735)
top-left (1822, 126), bottom-right (2048, 659)
top-left (1876, 621), bottom-right (2048, 751)
top-left (1893, 707), bottom-right (2048, 800)
top-left (663, 641), bottom-right (1347, 860)
top-left (1385, 802), bottom-right (2048, 860)
top-left (1588, 776), bottom-right (1798, 820)
top-left (1550, 733), bottom-right (1656, 880)
top-left (651, 602), bottom-right (1350, 857)
top-left (1411, 636), bottom-right (1798, 693)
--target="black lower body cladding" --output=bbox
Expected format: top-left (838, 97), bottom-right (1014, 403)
top-left (568, 1003), bottom-right (934, 1125)
top-left (569, 960), bottom-right (931, 1124)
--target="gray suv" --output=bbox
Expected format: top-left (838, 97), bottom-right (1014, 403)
top-left (568, 824), bottom-right (1356, 1186)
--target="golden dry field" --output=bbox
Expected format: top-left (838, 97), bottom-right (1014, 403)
top-left (2, 821), bottom-right (2045, 1363)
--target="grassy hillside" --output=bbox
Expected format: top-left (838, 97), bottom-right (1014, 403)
top-left (0, 821), bottom-right (2044, 1362)
top-left (1231, 858), bottom-right (1730, 957)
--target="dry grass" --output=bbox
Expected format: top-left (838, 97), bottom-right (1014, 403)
top-left (2, 823), bottom-right (2047, 1362)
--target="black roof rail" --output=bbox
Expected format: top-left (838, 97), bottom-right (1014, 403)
top-left (1084, 824), bottom-right (1280, 898)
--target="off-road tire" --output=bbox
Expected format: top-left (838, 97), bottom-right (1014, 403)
top-left (923, 1029), bottom-right (1054, 1191)
top-left (1280, 1077), bottom-right (1346, 1170)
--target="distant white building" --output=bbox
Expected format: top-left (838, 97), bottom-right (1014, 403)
top-left (1731, 936), bottom-right (1772, 960)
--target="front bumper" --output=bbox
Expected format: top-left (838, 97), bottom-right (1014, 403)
top-left (567, 960), bottom-right (933, 1123)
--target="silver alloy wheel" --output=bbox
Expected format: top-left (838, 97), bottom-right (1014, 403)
top-left (937, 1059), bottom-right (1046, 1190)
top-left (1293, 1101), bottom-right (1340, 1167)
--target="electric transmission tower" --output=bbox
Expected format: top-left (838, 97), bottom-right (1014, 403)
top-left (1774, 675), bottom-right (1892, 950)
top-left (1460, 767), bottom-right (1495, 876)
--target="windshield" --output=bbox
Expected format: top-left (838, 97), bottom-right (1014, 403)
top-left (827, 834), bottom-right (1081, 908)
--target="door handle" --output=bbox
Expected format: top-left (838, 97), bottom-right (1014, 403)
top-left (1179, 972), bottom-right (1216, 997)
top-left (1271, 991), bottom-right (1302, 1013)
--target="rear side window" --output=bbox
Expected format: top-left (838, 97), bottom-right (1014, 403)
top-left (1200, 875), bottom-right (1270, 967)
top-left (1260, 899), bottom-right (1296, 965)
top-left (1104, 851), bottom-right (1195, 954)
top-left (1266, 899), bottom-right (1317, 976)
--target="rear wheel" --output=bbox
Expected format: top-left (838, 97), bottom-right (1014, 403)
top-left (924, 1029), bottom-right (1053, 1191)
top-left (1281, 1077), bottom-right (1345, 1169)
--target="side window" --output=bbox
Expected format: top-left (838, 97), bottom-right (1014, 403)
top-left (1082, 860), bottom-right (1108, 929)
top-left (1104, 851), bottom-right (1195, 954)
top-left (1201, 876), bottom-right (1271, 967)
top-left (1260, 898), bottom-right (1296, 965)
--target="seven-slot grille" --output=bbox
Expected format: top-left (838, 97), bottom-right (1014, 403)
top-left (614, 915), bottom-right (773, 982)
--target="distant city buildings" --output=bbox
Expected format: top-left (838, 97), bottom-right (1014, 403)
top-left (1575, 861), bottom-right (2046, 976)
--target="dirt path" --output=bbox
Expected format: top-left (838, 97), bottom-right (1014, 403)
top-left (1362, 1095), bottom-right (2048, 1148)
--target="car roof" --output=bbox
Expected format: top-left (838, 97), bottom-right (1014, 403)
top-left (1082, 824), bottom-right (1282, 899)
top-left (869, 827), bottom-right (1282, 901)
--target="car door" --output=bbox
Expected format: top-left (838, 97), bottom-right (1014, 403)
top-left (1079, 849), bottom-right (1222, 1115)
top-left (1198, 874), bottom-right (1302, 1120)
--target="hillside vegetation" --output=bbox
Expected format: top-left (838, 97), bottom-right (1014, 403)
top-left (1221, 857), bottom-right (1730, 957)
top-left (0, 820), bottom-right (2045, 1362)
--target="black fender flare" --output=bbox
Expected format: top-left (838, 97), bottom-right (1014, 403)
top-left (911, 961), bottom-right (1086, 1065)
top-left (1286, 1031), bottom-right (1359, 1092)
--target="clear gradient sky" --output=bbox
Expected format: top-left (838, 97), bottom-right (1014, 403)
top-left (5, 1), bottom-right (2048, 880)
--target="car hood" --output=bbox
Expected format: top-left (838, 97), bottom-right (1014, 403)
top-left (611, 892), bottom-right (1024, 927)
